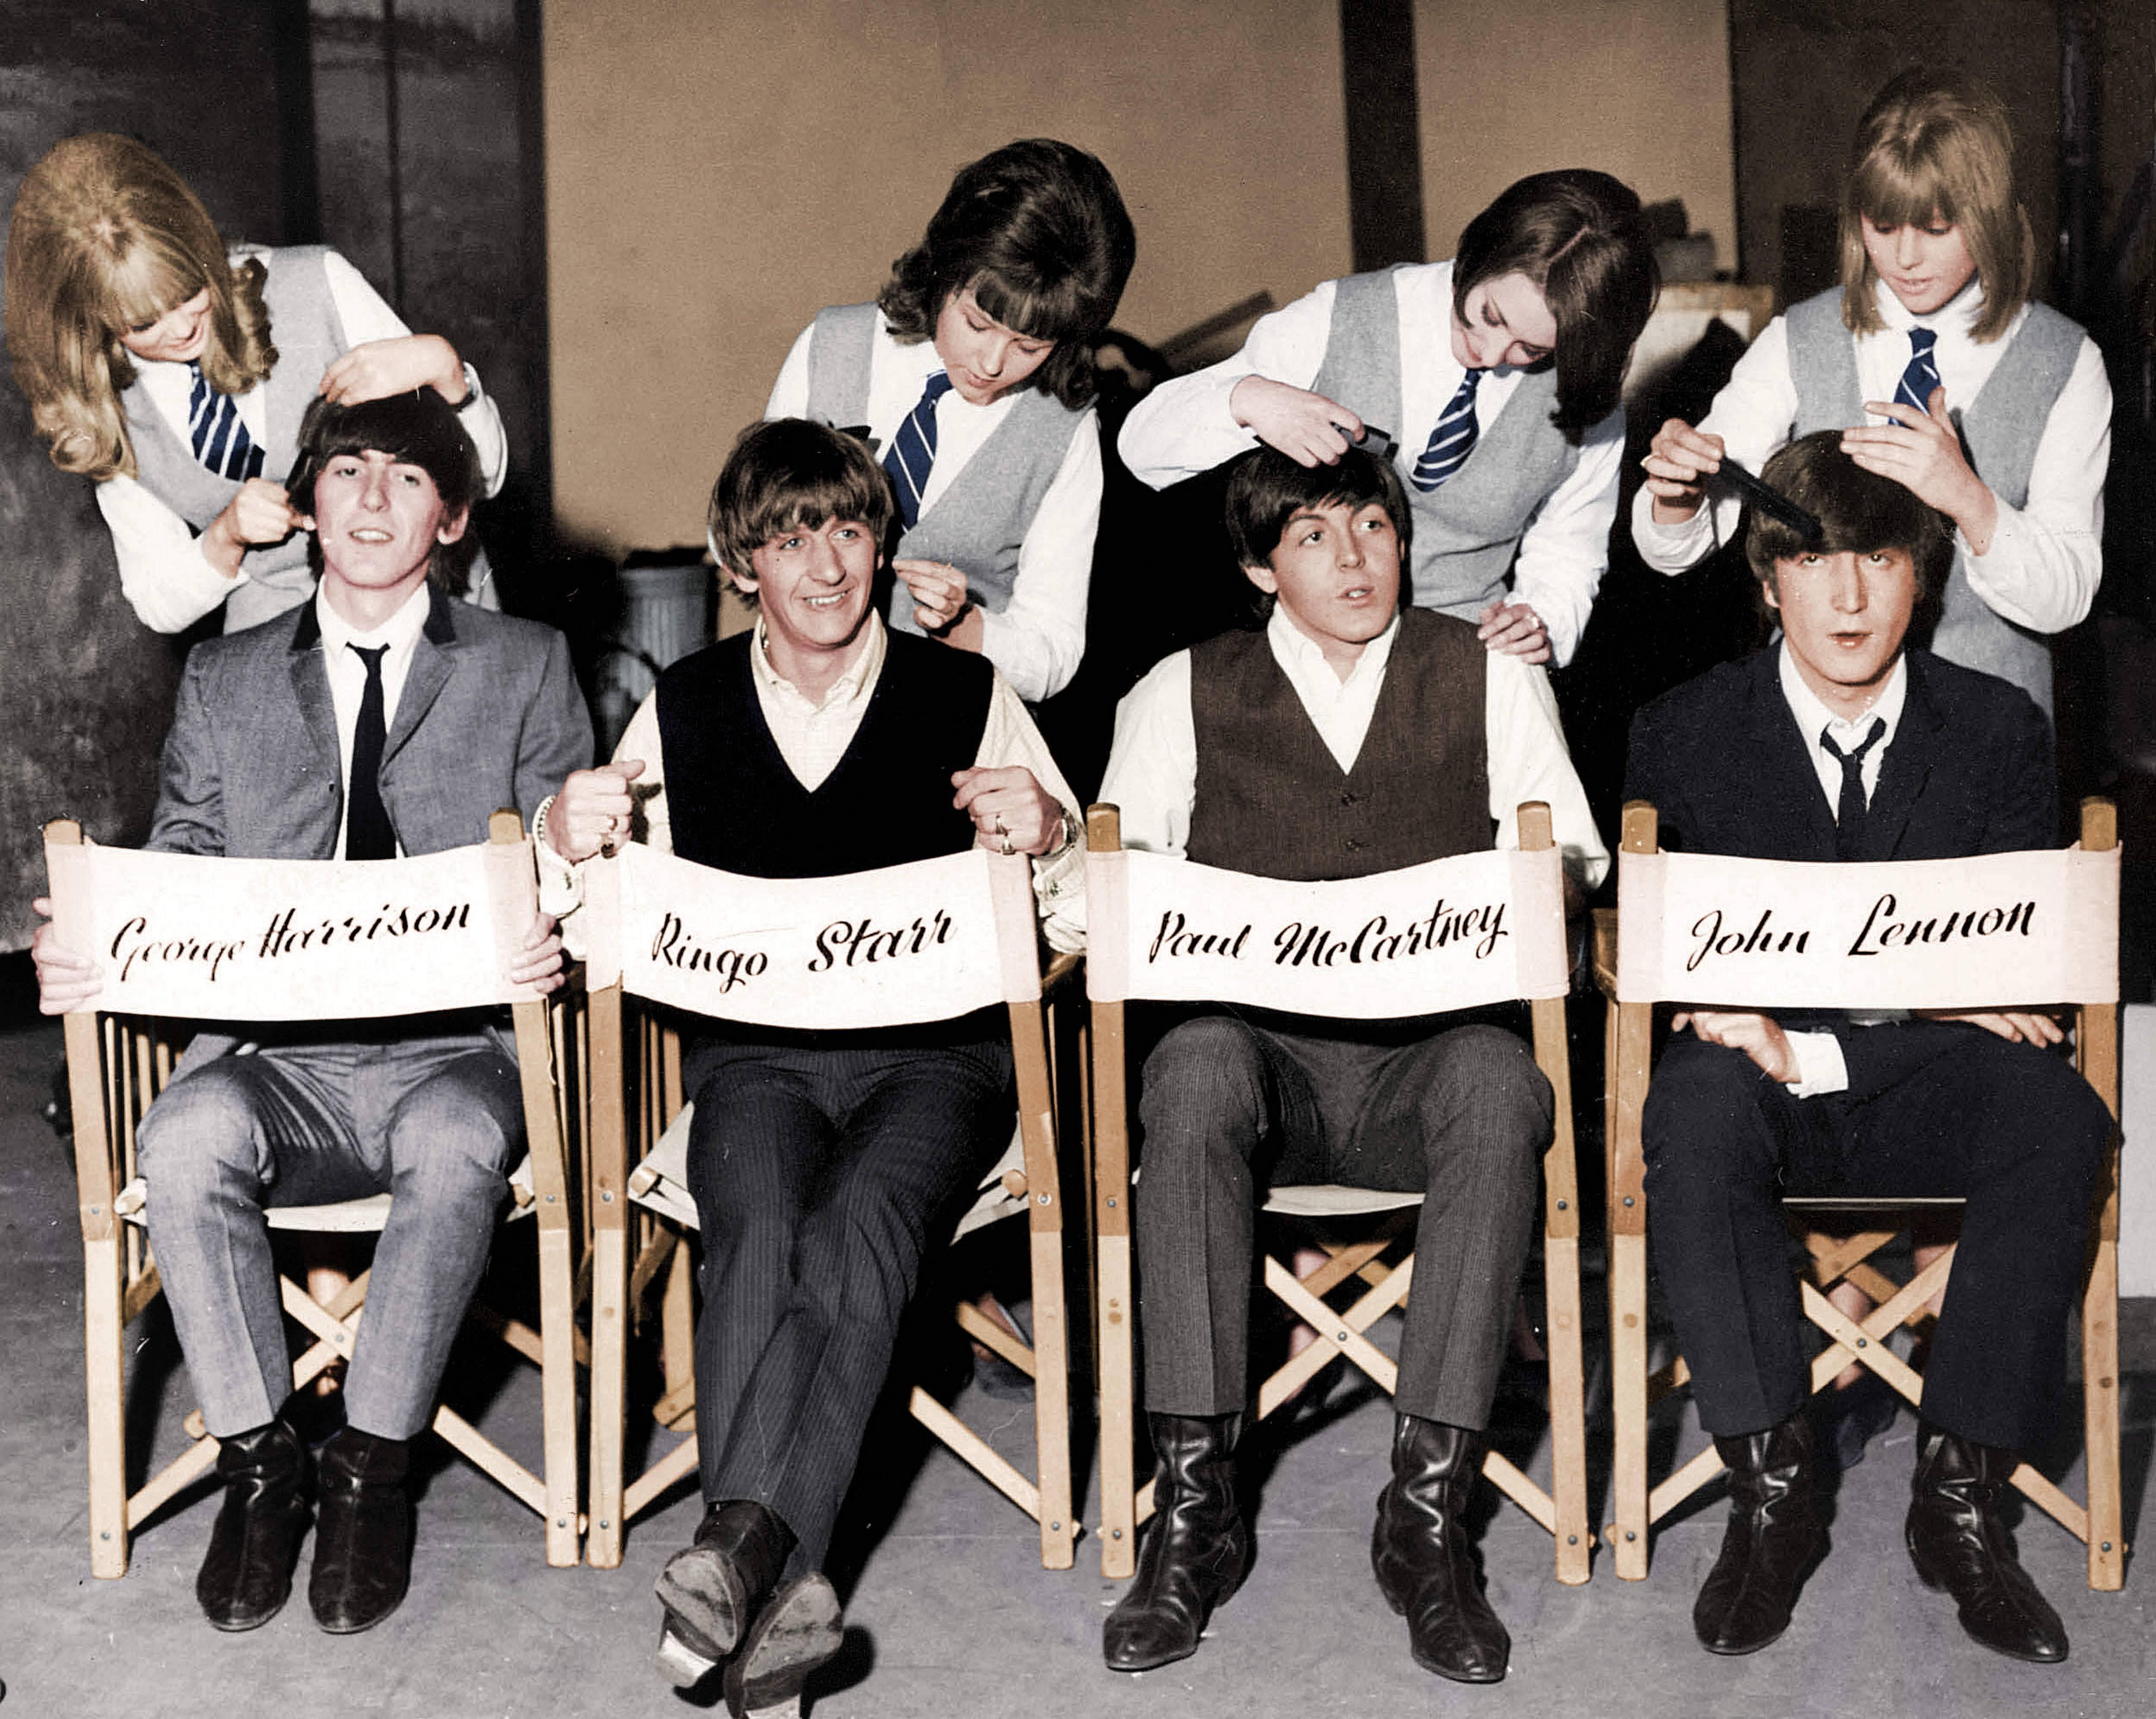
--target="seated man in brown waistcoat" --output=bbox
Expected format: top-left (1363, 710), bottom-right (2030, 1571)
top-left (1095, 444), bottom-right (1607, 1686)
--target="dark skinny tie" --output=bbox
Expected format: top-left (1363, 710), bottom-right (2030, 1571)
top-left (1820, 717), bottom-right (1887, 861)
top-left (345, 644), bottom-right (396, 861)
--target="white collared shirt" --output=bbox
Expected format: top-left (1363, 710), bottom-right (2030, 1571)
top-left (315, 579), bottom-right (434, 857)
top-left (1778, 645), bottom-right (1908, 817)
top-left (1097, 603), bottom-right (1610, 889)
top-left (1116, 259), bottom-right (1626, 668)
top-left (1630, 275), bottom-right (2111, 637)
top-left (95, 247), bottom-right (510, 635)
top-left (765, 308), bottom-right (1101, 703)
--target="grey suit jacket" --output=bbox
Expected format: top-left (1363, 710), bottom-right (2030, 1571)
top-left (149, 585), bottom-right (593, 1064)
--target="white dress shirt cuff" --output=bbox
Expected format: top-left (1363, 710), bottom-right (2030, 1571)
top-left (1782, 1029), bottom-right (1849, 1098)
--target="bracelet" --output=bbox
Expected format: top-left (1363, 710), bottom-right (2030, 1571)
top-left (1041, 806), bottom-right (1079, 860)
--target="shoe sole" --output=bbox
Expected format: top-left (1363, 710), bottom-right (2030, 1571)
top-left (653, 1543), bottom-right (750, 1665)
top-left (723, 1574), bottom-right (843, 1718)
top-left (656, 1618), bottom-right (722, 1690)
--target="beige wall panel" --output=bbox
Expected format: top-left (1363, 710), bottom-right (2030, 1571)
top-left (1412, 0), bottom-right (1736, 279)
top-left (544, 0), bottom-right (1352, 555)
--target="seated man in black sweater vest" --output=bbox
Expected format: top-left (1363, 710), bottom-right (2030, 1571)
top-left (1625, 432), bottom-right (2109, 1665)
top-left (1096, 445), bottom-right (1607, 1685)
top-left (544, 419), bottom-right (1083, 1711)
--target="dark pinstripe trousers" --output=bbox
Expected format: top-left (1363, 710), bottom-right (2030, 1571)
top-left (683, 1030), bottom-right (1013, 1573)
top-left (1135, 1014), bottom-right (1550, 1430)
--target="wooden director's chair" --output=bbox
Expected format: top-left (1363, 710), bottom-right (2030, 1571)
top-left (1597, 799), bottom-right (2125, 1589)
top-left (51, 812), bottom-right (586, 1577)
top-left (1088, 803), bottom-right (1594, 1584)
top-left (581, 845), bottom-right (1081, 1572)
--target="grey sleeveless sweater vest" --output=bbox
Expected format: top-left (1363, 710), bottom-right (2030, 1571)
top-left (1188, 608), bottom-right (1491, 882)
top-left (802, 302), bottom-right (1084, 639)
top-left (122, 246), bottom-right (347, 632)
top-left (1310, 267), bottom-right (1581, 620)
top-left (1785, 286), bottom-right (2085, 716)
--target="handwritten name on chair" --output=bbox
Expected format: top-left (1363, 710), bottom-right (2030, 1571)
top-left (586, 846), bottom-right (1041, 1028)
top-left (42, 840), bottom-right (541, 1019)
top-left (1616, 848), bottom-right (2119, 1009)
top-left (1088, 847), bottom-right (1569, 1016)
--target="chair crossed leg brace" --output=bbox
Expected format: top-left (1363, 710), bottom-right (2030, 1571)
top-left (1597, 799), bottom-right (2126, 1607)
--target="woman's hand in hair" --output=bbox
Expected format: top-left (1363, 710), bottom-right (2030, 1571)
top-left (1476, 599), bottom-right (1552, 664)
top-left (202, 478), bottom-right (302, 578)
top-left (1844, 387), bottom-right (1999, 555)
top-left (1230, 377), bottom-right (1360, 467)
top-left (319, 334), bottom-right (468, 408)
top-left (1640, 418), bottom-right (1722, 522)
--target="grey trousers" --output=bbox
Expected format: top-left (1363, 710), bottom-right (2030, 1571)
top-left (136, 1026), bottom-right (521, 1440)
top-left (685, 1031), bottom-right (1012, 1575)
top-left (1135, 1014), bottom-right (1550, 1430)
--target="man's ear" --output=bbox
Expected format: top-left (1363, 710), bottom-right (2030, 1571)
top-left (1760, 569), bottom-right (1782, 612)
top-left (1242, 561), bottom-right (1280, 597)
top-left (435, 505), bottom-right (470, 546)
top-left (721, 560), bottom-right (758, 598)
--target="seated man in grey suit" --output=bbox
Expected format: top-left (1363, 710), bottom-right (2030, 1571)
top-left (1095, 445), bottom-right (1606, 1685)
top-left (31, 389), bottom-right (592, 1635)
top-left (1626, 432), bottom-right (2109, 1663)
top-left (545, 418), bottom-right (1083, 1713)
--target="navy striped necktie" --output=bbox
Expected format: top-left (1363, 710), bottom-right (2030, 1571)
top-left (186, 361), bottom-right (265, 482)
top-left (1411, 368), bottom-right (1487, 492)
top-left (882, 370), bottom-right (955, 530)
top-left (1892, 328), bottom-right (1943, 417)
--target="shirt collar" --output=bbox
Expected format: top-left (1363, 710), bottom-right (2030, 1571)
top-left (1265, 603), bottom-right (1401, 689)
top-left (1871, 272), bottom-right (1986, 339)
top-left (1778, 641), bottom-right (1909, 751)
top-left (315, 578), bottom-right (433, 658)
top-left (750, 609), bottom-right (886, 711)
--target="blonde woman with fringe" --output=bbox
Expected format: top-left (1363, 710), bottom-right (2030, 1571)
top-left (1634, 68), bottom-right (2112, 720)
top-left (5, 132), bottom-right (507, 633)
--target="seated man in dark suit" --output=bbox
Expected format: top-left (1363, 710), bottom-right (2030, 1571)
top-left (1095, 444), bottom-right (1607, 1685)
top-left (31, 389), bottom-right (592, 1635)
top-left (1625, 430), bottom-right (2110, 1664)
top-left (543, 418), bottom-right (1083, 1712)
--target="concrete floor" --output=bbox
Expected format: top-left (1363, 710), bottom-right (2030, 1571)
top-left (3, 1014), bottom-right (2152, 1719)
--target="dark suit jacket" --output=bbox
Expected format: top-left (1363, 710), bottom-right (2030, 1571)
top-left (1623, 646), bottom-right (2056, 1100)
top-left (147, 586), bottom-right (593, 1064)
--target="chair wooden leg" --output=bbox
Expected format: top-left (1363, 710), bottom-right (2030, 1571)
top-left (83, 1230), bottom-right (129, 1578)
top-left (1097, 1229), bottom-right (1137, 1579)
top-left (1029, 1227), bottom-right (1077, 1570)
top-left (2083, 1225), bottom-right (2125, 1589)
top-left (1607, 998), bottom-right (1654, 1580)
top-left (1545, 1232), bottom-right (1592, 1585)
top-left (536, 1219), bottom-right (582, 1567)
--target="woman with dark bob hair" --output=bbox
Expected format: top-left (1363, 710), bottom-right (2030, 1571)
top-left (1120, 168), bottom-right (1658, 669)
top-left (5, 132), bottom-right (509, 633)
top-left (764, 137), bottom-right (1136, 705)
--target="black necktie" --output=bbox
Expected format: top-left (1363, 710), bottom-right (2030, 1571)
top-left (345, 644), bottom-right (396, 861)
top-left (1820, 717), bottom-right (1887, 860)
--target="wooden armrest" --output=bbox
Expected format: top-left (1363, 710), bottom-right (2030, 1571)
top-left (1591, 908), bottom-right (1619, 999)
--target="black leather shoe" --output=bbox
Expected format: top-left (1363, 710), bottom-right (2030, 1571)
top-left (308, 1427), bottom-right (412, 1634)
top-left (652, 1499), bottom-right (797, 1686)
top-left (1693, 1413), bottom-right (1824, 1654)
top-left (1103, 1413), bottom-right (1249, 1672)
top-left (721, 1572), bottom-right (844, 1719)
top-left (1370, 1415), bottom-right (1510, 1683)
top-left (1906, 1422), bottom-right (2068, 1663)
top-left (196, 1419), bottom-right (312, 1631)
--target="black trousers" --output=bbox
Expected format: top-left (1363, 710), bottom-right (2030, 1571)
top-left (1641, 1020), bottom-right (2109, 1449)
top-left (1134, 1013), bottom-right (1551, 1430)
top-left (683, 1031), bottom-right (1012, 1573)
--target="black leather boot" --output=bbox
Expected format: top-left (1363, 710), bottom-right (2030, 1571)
top-left (1370, 1414), bottom-right (1509, 1683)
top-left (196, 1418), bottom-right (312, 1631)
top-left (652, 1499), bottom-right (797, 1687)
top-left (1693, 1412), bottom-right (1824, 1654)
top-left (308, 1427), bottom-right (413, 1634)
top-left (1906, 1421), bottom-right (2068, 1663)
top-left (1103, 1413), bottom-right (1250, 1672)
